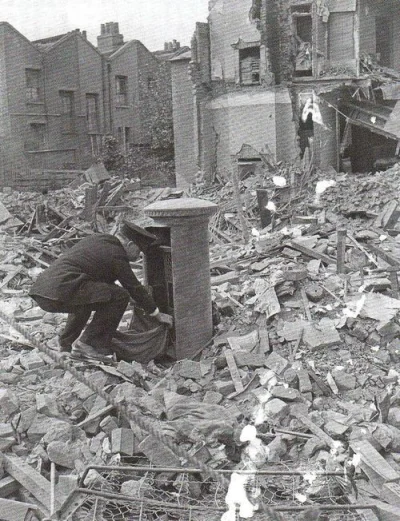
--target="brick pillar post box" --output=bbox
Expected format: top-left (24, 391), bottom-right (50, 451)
top-left (144, 198), bottom-right (218, 360)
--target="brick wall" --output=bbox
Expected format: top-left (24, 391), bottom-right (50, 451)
top-left (171, 58), bottom-right (197, 188)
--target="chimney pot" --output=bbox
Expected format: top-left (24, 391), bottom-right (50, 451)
top-left (168, 41), bottom-right (173, 51)
top-left (101, 24), bottom-right (105, 35)
top-left (164, 42), bottom-right (168, 51)
top-left (176, 41), bottom-right (180, 49)
top-left (82, 30), bottom-right (87, 39)
top-left (114, 22), bottom-right (119, 34)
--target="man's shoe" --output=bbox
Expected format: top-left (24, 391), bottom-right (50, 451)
top-left (71, 340), bottom-right (111, 362)
top-left (47, 337), bottom-right (72, 353)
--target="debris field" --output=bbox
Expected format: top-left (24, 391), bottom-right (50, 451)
top-left (0, 163), bottom-right (400, 520)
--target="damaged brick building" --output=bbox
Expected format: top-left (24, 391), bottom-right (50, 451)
top-left (172, 0), bottom-right (400, 187)
top-left (0, 22), bottom-right (177, 187)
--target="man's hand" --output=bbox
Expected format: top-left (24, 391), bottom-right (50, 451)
top-left (155, 312), bottom-right (173, 327)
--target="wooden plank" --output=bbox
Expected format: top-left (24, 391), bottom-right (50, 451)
top-left (224, 347), bottom-right (244, 393)
top-left (374, 501), bottom-right (400, 521)
top-left (43, 216), bottom-right (73, 242)
top-left (2, 454), bottom-right (63, 515)
top-left (289, 240), bottom-right (336, 265)
top-left (96, 180), bottom-right (113, 207)
top-left (336, 227), bottom-right (347, 274)
top-left (77, 404), bottom-right (115, 428)
top-left (350, 440), bottom-right (400, 486)
top-left (308, 368), bottom-right (332, 397)
top-left (347, 233), bottom-right (379, 267)
top-left (0, 267), bottom-right (24, 290)
top-left (0, 497), bottom-right (37, 521)
top-left (211, 272), bottom-right (239, 286)
top-left (383, 482), bottom-right (400, 507)
top-left (258, 320), bottom-right (271, 355)
top-left (366, 244), bottom-right (400, 268)
top-left (105, 183), bottom-right (125, 207)
top-left (0, 476), bottom-right (19, 498)
top-left (300, 287), bottom-right (312, 321)
top-left (291, 411), bottom-right (337, 449)
top-left (84, 185), bottom-right (98, 221)
top-left (231, 160), bottom-right (249, 243)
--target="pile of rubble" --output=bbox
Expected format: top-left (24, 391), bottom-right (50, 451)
top-left (0, 164), bottom-right (400, 519)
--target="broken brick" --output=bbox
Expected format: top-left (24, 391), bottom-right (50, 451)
top-left (332, 369), bottom-right (357, 391)
top-left (111, 428), bottom-right (135, 456)
top-left (0, 390), bottom-right (19, 417)
top-left (203, 391), bottom-right (223, 404)
top-left (323, 420), bottom-right (349, 439)
top-left (213, 380), bottom-right (236, 396)
top-left (176, 360), bottom-right (202, 380)
top-left (264, 399), bottom-right (289, 421)
top-left (271, 386), bottom-right (302, 402)
top-left (36, 394), bottom-right (61, 418)
top-left (99, 416), bottom-right (119, 434)
top-left (265, 352), bottom-right (289, 375)
top-left (19, 351), bottom-right (45, 371)
top-left (233, 351), bottom-right (265, 369)
top-left (138, 435), bottom-right (181, 467)
top-left (297, 370), bottom-right (312, 394)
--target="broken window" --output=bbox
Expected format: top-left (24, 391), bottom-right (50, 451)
top-left (292, 5), bottom-right (313, 77)
top-left (25, 69), bottom-right (42, 102)
top-left (239, 47), bottom-right (261, 85)
top-left (25, 123), bottom-right (46, 151)
top-left (115, 75), bottom-right (128, 105)
top-left (376, 17), bottom-right (393, 67)
top-left (86, 94), bottom-right (100, 133)
top-left (59, 90), bottom-right (75, 133)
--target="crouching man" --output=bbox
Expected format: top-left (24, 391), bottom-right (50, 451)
top-left (29, 230), bottom-right (172, 361)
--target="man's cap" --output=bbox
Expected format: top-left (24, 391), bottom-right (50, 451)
top-left (120, 220), bottom-right (157, 252)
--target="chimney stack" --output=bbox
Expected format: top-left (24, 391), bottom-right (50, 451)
top-left (97, 21), bottom-right (124, 54)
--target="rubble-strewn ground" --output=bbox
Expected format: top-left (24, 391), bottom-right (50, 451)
top-left (1, 164), bottom-right (400, 520)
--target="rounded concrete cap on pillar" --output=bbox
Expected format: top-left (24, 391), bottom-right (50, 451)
top-left (145, 197), bottom-right (218, 218)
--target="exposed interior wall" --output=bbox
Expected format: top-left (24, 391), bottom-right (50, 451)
top-left (359, 0), bottom-right (400, 69)
top-left (209, 0), bottom-right (260, 82)
top-left (317, 93), bottom-right (338, 170)
top-left (171, 59), bottom-right (197, 188)
top-left (275, 89), bottom-right (298, 163)
top-left (207, 90), bottom-right (278, 175)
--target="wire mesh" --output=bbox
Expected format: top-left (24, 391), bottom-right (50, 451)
top-left (68, 459), bottom-right (369, 521)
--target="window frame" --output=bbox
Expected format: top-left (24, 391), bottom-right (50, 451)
top-left (25, 68), bottom-right (42, 103)
top-left (239, 46), bottom-right (261, 86)
top-left (59, 90), bottom-right (75, 134)
top-left (115, 75), bottom-right (128, 106)
top-left (25, 122), bottom-right (47, 151)
top-left (86, 93), bottom-right (100, 134)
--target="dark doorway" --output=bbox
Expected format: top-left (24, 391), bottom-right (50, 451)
top-left (349, 125), bottom-right (397, 172)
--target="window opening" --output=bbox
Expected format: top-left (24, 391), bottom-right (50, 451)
top-left (239, 47), bottom-right (261, 85)
top-left (115, 75), bottom-right (128, 105)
